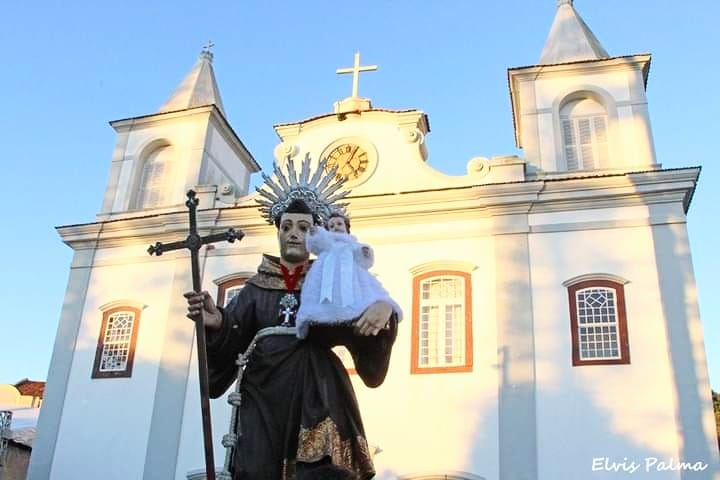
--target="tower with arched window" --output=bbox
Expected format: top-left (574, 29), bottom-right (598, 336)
top-left (508, 0), bottom-right (656, 175)
top-left (98, 49), bottom-right (260, 218)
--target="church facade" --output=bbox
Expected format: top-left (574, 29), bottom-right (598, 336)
top-left (29, 2), bottom-right (719, 479)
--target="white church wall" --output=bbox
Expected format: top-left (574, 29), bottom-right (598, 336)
top-left (536, 113), bottom-right (558, 172)
top-left (50, 250), bottom-right (176, 480)
top-left (203, 123), bottom-right (249, 197)
top-left (528, 223), bottom-right (682, 479)
top-left (352, 236), bottom-right (498, 480)
top-left (529, 205), bottom-right (650, 227)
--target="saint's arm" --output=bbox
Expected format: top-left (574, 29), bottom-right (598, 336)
top-left (346, 312), bottom-right (399, 388)
top-left (206, 285), bottom-right (256, 398)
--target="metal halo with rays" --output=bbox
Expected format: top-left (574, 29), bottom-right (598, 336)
top-left (255, 153), bottom-right (351, 225)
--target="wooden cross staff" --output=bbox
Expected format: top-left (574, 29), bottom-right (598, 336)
top-left (148, 190), bottom-right (244, 480)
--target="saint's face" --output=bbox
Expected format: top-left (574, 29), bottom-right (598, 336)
top-left (278, 213), bottom-right (313, 263)
top-left (327, 216), bottom-right (348, 234)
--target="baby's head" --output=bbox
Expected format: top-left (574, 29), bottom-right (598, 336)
top-left (326, 212), bottom-right (350, 234)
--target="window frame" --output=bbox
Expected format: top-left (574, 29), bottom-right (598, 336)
top-left (411, 270), bottom-right (473, 374)
top-left (567, 279), bottom-right (630, 366)
top-left (92, 306), bottom-right (142, 379)
top-left (217, 277), bottom-right (247, 308)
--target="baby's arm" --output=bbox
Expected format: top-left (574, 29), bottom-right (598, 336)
top-left (353, 242), bottom-right (374, 269)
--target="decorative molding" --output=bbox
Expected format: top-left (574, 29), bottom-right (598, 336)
top-left (272, 141), bottom-right (298, 161)
top-left (562, 273), bottom-right (630, 288)
top-left (99, 299), bottom-right (147, 312)
top-left (409, 261), bottom-right (477, 276)
top-left (530, 216), bottom-right (686, 235)
top-left (466, 157), bottom-right (491, 178)
top-left (404, 128), bottom-right (425, 144)
top-left (56, 168), bottom-right (699, 251)
top-left (213, 272), bottom-right (257, 286)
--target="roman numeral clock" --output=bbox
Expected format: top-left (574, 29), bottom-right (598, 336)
top-left (322, 138), bottom-right (377, 184)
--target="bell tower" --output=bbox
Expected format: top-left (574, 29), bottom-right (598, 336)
top-left (98, 46), bottom-right (259, 220)
top-left (508, 0), bottom-right (657, 174)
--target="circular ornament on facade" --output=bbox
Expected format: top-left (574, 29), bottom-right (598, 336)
top-left (466, 156), bottom-right (490, 178)
top-left (321, 137), bottom-right (378, 186)
top-left (273, 141), bottom-right (298, 161)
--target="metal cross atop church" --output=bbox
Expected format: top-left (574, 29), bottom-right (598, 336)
top-left (336, 51), bottom-right (378, 98)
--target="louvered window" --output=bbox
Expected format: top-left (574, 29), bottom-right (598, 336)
top-left (560, 98), bottom-right (609, 171)
top-left (137, 146), bottom-right (175, 208)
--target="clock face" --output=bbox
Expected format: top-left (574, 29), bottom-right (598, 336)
top-left (325, 143), bottom-right (370, 181)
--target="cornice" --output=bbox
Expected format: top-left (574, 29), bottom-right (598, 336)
top-left (273, 108), bottom-right (427, 140)
top-left (508, 54), bottom-right (651, 81)
top-left (109, 106), bottom-right (216, 130)
top-left (108, 105), bottom-right (259, 173)
top-left (56, 168), bottom-right (699, 251)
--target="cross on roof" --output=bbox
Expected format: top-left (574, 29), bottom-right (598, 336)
top-left (336, 52), bottom-right (378, 99)
top-left (202, 40), bottom-right (215, 54)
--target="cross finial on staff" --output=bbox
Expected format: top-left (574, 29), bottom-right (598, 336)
top-left (336, 51), bottom-right (378, 98)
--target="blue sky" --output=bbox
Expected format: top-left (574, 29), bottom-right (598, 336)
top-left (0, 1), bottom-right (717, 390)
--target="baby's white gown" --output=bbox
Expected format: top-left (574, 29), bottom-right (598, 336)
top-left (296, 228), bottom-right (402, 339)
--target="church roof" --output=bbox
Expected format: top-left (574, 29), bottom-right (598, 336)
top-left (273, 108), bottom-right (425, 129)
top-left (539, 0), bottom-right (609, 65)
top-left (158, 50), bottom-right (225, 116)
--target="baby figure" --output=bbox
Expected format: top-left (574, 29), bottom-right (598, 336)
top-left (296, 212), bottom-right (402, 339)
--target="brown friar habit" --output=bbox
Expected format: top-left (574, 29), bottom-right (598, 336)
top-left (207, 254), bottom-right (398, 480)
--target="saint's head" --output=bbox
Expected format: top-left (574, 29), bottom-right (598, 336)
top-left (276, 199), bottom-right (317, 264)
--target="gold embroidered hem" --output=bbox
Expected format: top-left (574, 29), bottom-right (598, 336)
top-left (294, 416), bottom-right (375, 478)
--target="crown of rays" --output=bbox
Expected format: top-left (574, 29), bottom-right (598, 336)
top-left (255, 154), bottom-right (351, 225)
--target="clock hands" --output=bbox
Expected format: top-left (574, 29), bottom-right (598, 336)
top-left (347, 146), bottom-right (360, 169)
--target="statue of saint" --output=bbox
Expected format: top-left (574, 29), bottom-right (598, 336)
top-left (185, 157), bottom-right (400, 479)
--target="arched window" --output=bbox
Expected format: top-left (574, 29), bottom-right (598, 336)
top-left (411, 270), bottom-right (473, 374)
top-left (92, 305), bottom-right (142, 379)
top-left (566, 277), bottom-right (630, 366)
top-left (560, 97), bottom-right (609, 171)
top-left (136, 146), bottom-right (175, 209)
